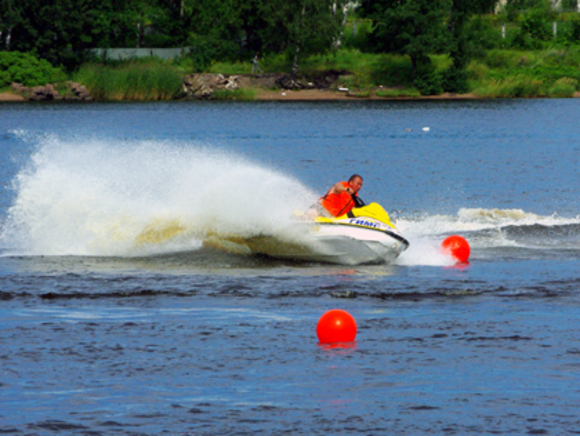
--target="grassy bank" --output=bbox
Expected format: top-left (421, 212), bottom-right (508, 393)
top-left (469, 48), bottom-right (580, 97)
top-left (194, 47), bottom-right (580, 98)
top-left (14, 46), bottom-right (579, 101)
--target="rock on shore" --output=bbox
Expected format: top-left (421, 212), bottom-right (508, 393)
top-left (181, 72), bottom-right (350, 98)
top-left (10, 82), bottom-right (92, 101)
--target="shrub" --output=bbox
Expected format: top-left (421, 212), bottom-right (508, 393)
top-left (0, 51), bottom-right (66, 88)
top-left (442, 65), bottom-right (470, 93)
top-left (467, 61), bottom-right (490, 80)
top-left (547, 77), bottom-right (577, 97)
top-left (414, 71), bottom-right (443, 95)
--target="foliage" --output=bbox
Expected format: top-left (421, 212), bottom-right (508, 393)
top-left (547, 77), bottom-right (577, 96)
top-left (375, 87), bottom-right (421, 97)
top-left (441, 65), bottom-right (470, 93)
top-left (414, 70), bottom-right (443, 95)
top-left (211, 88), bottom-right (256, 100)
top-left (260, 0), bottom-right (347, 75)
top-left (348, 89), bottom-right (371, 98)
top-left (73, 61), bottom-right (182, 100)
top-left (444, 0), bottom-right (501, 92)
top-left (500, 0), bottom-right (548, 21)
top-left (1, 0), bottom-right (114, 70)
top-left (469, 47), bottom-right (580, 97)
top-left (569, 14), bottom-right (580, 43)
top-left (474, 75), bottom-right (546, 97)
top-left (359, 0), bottom-right (449, 78)
top-left (342, 20), bottom-right (373, 50)
top-left (0, 51), bottom-right (66, 87)
top-left (562, 0), bottom-right (579, 10)
top-left (187, 31), bottom-right (239, 72)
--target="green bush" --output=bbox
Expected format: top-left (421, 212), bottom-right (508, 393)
top-left (467, 61), bottom-right (490, 80)
top-left (442, 65), bottom-right (470, 93)
top-left (414, 71), bottom-right (443, 95)
top-left (0, 51), bottom-right (66, 88)
top-left (547, 77), bottom-right (577, 97)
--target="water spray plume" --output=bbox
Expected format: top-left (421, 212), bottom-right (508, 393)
top-left (0, 138), bottom-right (316, 256)
top-left (316, 309), bottom-right (357, 344)
top-left (441, 235), bottom-right (470, 263)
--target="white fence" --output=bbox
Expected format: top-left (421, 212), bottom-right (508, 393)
top-left (89, 48), bottom-right (190, 61)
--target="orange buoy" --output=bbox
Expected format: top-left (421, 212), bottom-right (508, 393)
top-left (441, 235), bottom-right (470, 263)
top-left (316, 309), bottom-right (357, 344)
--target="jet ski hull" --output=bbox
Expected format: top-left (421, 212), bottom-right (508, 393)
top-left (204, 203), bottom-right (409, 266)
top-left (246, 222), bottom-right (409, 266)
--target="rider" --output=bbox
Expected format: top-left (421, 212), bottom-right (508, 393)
top-left (319, 174), bottom-right (364, 217)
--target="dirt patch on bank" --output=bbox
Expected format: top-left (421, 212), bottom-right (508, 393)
top-left (255, 88), bottom-right (481, 101)
top-left (0, 92), bottom-right (25, 102)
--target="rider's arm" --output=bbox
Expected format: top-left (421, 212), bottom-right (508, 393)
top-left (331, 182), bottom-right (352, 195)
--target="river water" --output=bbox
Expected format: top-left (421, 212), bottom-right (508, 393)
top-left (0, 99), bottom-right (579, 435)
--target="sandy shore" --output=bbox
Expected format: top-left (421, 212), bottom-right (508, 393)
top-left (0, 92), bottom-right (25, 102)
top-left (255, 88), bottom-right (481, 101)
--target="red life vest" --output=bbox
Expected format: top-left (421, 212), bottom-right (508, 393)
top-left (319, 181), bottom-right (357, 217)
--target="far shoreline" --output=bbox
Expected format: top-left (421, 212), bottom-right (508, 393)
top-left (2, 89), bottom-right (580, 102)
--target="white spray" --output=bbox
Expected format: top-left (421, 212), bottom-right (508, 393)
top-left (0, 137), bottom-right (316, 256)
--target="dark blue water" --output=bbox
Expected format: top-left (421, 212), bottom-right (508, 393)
top-left (1, 100), bottom-right (580, 435)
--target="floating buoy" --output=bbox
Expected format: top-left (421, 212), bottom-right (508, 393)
top-left (317, 309), bottom-right (357, 344)
top-left (441, 235), bottom-right (470, 263)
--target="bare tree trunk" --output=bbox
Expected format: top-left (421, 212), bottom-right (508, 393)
top-left (333, 3), bottom-right (351, 49)
top-left (291, 5), bottom-right (306, 77)
top-left (292, 43), bottom-right (301, 76)
top-left (136, 23), bottom-right (144, 48)
top-left (5, 27), bottom-right (12, 50)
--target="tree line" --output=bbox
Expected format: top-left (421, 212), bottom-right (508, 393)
top-left (0, 0), bottom-right (577, 81)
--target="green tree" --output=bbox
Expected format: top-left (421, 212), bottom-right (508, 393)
top-left (501, 0), bottom-right (551, 20)
top-left (5, 0), bottom-right (114, 68)
top-left (0, 0), bottom-right (24, 50)
top-left (443, 0), bottom-right (499, 92)
top-left (179, 0), bottom-right (247, 70)
top-left (261, 0), bottom-right (347, 75)
top-left (359, 0), bottom-right (450, 79)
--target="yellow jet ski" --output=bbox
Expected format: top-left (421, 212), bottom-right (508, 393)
top-left (244, 203), bottom-right (409, 265)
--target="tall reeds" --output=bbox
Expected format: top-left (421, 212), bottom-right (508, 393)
top-left (74, 62), bottom-right (183, 101)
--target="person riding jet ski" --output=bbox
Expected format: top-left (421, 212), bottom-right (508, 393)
top-left (318, 174), bottom-right (365, 217)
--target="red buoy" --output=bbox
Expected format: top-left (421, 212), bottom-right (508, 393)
top-left (441, 235), bottom-right (470, 263)
top-left (316, 309), bottom-right (357, 344)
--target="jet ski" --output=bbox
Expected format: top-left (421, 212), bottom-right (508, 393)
top-left (242, 202), bottom-right (409, 265)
